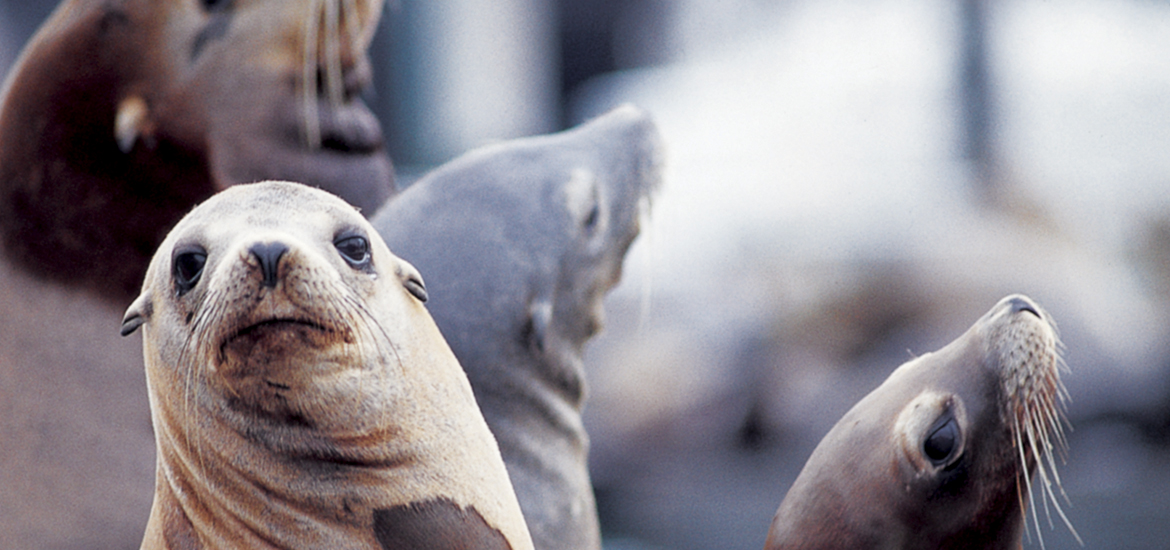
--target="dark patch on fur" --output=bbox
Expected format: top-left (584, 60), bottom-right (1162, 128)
top-left (374, 498), bottom-right (512, 550)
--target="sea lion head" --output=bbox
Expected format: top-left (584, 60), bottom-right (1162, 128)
top-left (374, 104), bottom-right (663, 405)
top-left (0, 0), bottom-right (391, 301)
top-left (162, 0), bottom-right (392, 203)
top-left (371, 103), bottom-right (663, 549)
top-left (123, 180), bottom-right (422, 439)
top-left (764, 294), bottom-right (1077, 550)
top-left (122, 181), bottom-right (532, 549)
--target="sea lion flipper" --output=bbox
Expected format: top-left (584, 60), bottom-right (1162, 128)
top-left (120, 292), bottom-right (152, 336)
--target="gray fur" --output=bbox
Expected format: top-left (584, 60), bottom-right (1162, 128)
top-left (371, 105), bottom-right (663, 550)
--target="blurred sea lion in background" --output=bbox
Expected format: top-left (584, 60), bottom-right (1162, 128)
top-left (764, 294), bottom-right (1078, 550)
top-left (373, 104), bottom-right (663, 549)
top-left (0, 0), bottom-right (392, 302)
top-left (0, 0), bottom-right (389, 547)
top-left (123, 181), bottom-right (533, 550)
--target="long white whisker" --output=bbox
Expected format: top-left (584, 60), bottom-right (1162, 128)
top-left (302, 0), bottom-right (323, 149)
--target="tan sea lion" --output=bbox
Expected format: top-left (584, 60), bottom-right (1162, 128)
top-left (121, 180), bottom-right (533, 550)
top-left (372, 104), bottom-right (664, 549)
top-left (0, 1), bottom-right (391, 547)
top-left (763, 294), bottom-right (1078, 549)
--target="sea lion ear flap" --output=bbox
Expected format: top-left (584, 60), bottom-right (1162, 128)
top-left (524, 299), bottom-right (553, 355)
top-left (120, 291), bottom-right (153, 336)
top-left (396, 260), bottom-right (428, 303)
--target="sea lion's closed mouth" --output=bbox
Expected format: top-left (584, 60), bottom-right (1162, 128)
top-left (225, 318), bottom-right (334, 344)
top-left (220, 318), bottom-right (337, 356)
top-left (232, 318), bottom-right (331, 339)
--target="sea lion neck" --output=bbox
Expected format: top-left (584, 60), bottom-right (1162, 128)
top-left (148, 403), bottom-right (403, 548)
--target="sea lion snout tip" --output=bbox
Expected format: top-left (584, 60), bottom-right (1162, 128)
top-left (1004, 294), bottom-right (1041, 319)
top-left (249, 241), bottom-right (290, 289)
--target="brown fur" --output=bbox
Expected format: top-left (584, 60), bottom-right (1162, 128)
top-left (0, 0), bottom-right (391, 302)
top-left (0, 2), bottom-right (389, 546)
top-left (764, 295), bottom-right (1074, 550)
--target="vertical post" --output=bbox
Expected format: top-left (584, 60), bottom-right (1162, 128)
top-left (374, 0), bottom-right (559, 169)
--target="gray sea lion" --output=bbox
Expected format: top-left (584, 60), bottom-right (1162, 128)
top-left (763, 294), bottom-right (1078, 549)
top-left (122, 180), bottom-right (534, 550)
top-left (0, 1), bottom-right (390, 547)
top-left (372, 104), bottom-right (664, 549)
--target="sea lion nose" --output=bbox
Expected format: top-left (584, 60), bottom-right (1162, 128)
top-left (1007, 296), bottom-right (1040, 318)
top-left (250, 242), bottom-right (289, 289)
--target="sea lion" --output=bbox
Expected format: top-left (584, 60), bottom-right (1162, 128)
top-left (0, 0), bottom-right (392, 302)
top-left (763, 294), bottom-right (1078, 549)
top-left (372, 104), bottom-right (663, 549)
top-left (121, 180), bottom-right (534, 550)
top-left (0, 1), bottom-right (391, 546)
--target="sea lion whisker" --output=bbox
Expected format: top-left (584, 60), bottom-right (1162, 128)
top-left (341, 0), bottom-right (362, 54)
top-left (635, 195), bottom-right (656, 331)
top-left (339, 297), bottom-right (399, 432)
top-left (185, 290), bottom-right (230, 478)
top-left (301, 0), bottom-right (323, 149)
top-left (177, 293), bottom-right (214, 464)
top-left (323, 0), bottom-right (345, 107)
top-left (1020, 391), bottom-right (1081, 545)
top-left (1014, 413), bottom-right (1045, 549)
top-left (343, 293), bottom-right (403, 376)
top-left (1032, 403), bottom-right (1081, 543)
top-left (1025, 418), bottom-right (1057, 532)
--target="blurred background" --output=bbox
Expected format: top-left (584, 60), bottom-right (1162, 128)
top-left (4, 0), bottom-right (1170, 548)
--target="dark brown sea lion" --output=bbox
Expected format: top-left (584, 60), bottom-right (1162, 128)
top-left (0, 1), bottom-right (389, 547)
top-left (0, 0), bottom-right (392, 302)
top-left (763, 294), bottom-right (1079, 550)
top-left (372, 104), bottom-right (664, 549)
top-left (122, 181), bottom-right (533, 550)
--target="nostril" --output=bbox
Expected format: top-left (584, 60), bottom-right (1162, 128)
top-left (250, 242), bottom-right (289, 289)
top-left (1007, 296), bottom-right (1040, 318)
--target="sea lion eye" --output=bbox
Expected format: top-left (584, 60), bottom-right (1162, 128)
top-left (172, 247), bottom-right (207, 296)
top-left (334, 235), bottom-right (371, 269)
top-left (584, 203), bottom-right (601, 232)
top-left (924, 417), bottom-right (959, 465)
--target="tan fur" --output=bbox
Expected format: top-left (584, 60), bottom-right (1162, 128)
top-left (0, 1), bottom-right (391, 546)
top-left (125, 182), bottom-right (533, 549)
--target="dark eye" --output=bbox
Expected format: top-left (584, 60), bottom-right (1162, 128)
top-left (924, 417), bottom-right (959, 465)
top-left (173, 247), bottom-right (207, 296)
top-left (335, 235), bottom-right (371, 269)
top-left (584, 204), bottom-right (600, 232)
